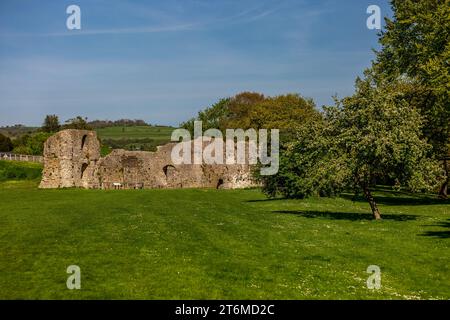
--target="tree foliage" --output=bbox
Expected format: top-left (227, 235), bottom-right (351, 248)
top-left (261, 76), bottom-right (444, 219)
top-left (181, 92), bottom-right (318, 142)
top-left (62, 116), bottom-right (92, 130)
top-left (12, 132), bottom-right (53, 155)
top-left (41, 115), bottom-right (60, 133)
top-left (180, 98), bottom-right (231, 135)
top-left (260, 0), bottom-right (449, 215)
top-left (374, 0), bottom-right (449, 158)
top-left (0, 133), bottom-right (13, 152)
top-left (88, 119), bottom-right (149, 129)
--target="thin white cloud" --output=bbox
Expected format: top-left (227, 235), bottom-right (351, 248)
top-left (44, 23), bottom-right (197, 36)
top-left (0, 2), bottom-right (282, 37)
top-left (210, 2), bottom-right (283, 25)
top-left (0, 23), bottom-right (198, 37)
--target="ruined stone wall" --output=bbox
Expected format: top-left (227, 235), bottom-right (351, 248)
top-left (39, 130), bottom-right (100, 189)
top-left (39, 129), bottom-right (257, 190)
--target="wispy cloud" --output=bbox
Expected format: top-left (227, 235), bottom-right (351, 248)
top-left (43, 23), bottom-right (197, 36)
top-left (0, 23), bottom-right (198, 37)
top-left (207, 2), bottom-right (284, 26)
top-left (0, 1), bottom-right (283, 37)
top-left (0, 0), bottom-right (384, 126)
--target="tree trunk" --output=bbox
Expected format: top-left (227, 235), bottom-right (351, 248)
top-left (438, 159), bottom-right (448, 199)
top-left (362, 186), bottom-right (382, 220)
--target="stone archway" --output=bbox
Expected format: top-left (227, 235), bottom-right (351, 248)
top-left (216, 178), bottom-right (224, 189)
top-left (163, 165), bottom-right (176, 178)
top-left (81, 163), bottom-right (88, 179)
top-left (81, 134), bottom-right (88, 150)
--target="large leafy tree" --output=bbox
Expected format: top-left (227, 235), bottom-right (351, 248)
top-left (374, 0), bottom-right (450, 196)
top-left (223, 92), bottom-right (266, 129)
top-left (180, 98), bottom-right (231, 135)
top-left (181, 92), bottom-right (318, 142)
top-left (261, 76), bottom-right (443, 220)
top-left (228, 93), bottom-right (317, 140)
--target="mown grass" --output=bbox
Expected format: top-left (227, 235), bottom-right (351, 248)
top-left (0, 176), bottom-right (448, 299)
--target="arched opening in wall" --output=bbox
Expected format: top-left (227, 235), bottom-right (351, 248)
top-left (81, 135), bottom-right (88, 150)
top-left (81, 163), bottom-right (88, 179)
top-left (163, 165), bottom-right (176, 179)
top-left (216, 178), bottom-right (224, 189)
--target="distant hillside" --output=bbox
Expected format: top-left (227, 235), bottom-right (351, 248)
top-left (96, 125), bottom-right (174, 140)
top-left (96, 125), bottom-right (176, 152)
top-left (0, 126), bottom-right (39, 138)
top-left (87, 119), bottom-right (149, 129)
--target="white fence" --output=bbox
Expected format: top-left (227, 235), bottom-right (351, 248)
top-left (0, 152), bottom-right (43, 163)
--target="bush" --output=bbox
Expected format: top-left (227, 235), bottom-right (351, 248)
top-left (0, 133), bottom-right (13, 152)
top-left (12, 132), bottom-right (52, 155)
top-left (0, 161), bottom-right (42, 181)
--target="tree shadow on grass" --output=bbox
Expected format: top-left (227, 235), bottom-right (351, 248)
top-left (247, 197), bottom-right (287, 203)
top-left (274, 210), bottom-right (419, 222)
top-left (341, 194), bottom-right (449, 206)
top-left (247, 192), bottom-right (448, 206)
top-left (420, 219), bottom-right (450, 239)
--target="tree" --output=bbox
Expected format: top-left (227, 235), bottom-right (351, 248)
top-left (260, 76), bottom-right (443, 220)
top-left (63, 116), bottom-right (92, 130)
top-left (11, 132), bottom-right (52, 155)
top-left (232, 93), bottom-right (318, 141)
top-left (374, 0), bottom-right (450, 197)
top-left (42, 115), bottom-right (61, 133)
top-left (0, 133), bottom-right (13, 152)
top-left (224, 92), bottom-right (266, 129)
top-left (180, 98), bottom-right (231, 135)
top-left (181, 92), bottom-right (318, 142)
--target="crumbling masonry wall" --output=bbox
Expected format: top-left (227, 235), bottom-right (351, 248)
top-left (39, 129), bottom-right (256, 189)
top-left (39, 130), bottom-right (100, 188)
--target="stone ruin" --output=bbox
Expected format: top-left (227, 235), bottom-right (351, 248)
top-left (39, 129), bottom-right (257, 190)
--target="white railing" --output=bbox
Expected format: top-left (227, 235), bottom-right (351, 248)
top-left (0, 152), bottom-right (43, 163)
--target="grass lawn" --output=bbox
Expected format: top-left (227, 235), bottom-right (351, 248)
top-left (96, 126), bottom-right (174, 142)
top-left (0, 178), bottom-right (449, 299)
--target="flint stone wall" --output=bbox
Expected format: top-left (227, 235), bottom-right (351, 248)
top-left (39, 129), bottom-right (257, 190)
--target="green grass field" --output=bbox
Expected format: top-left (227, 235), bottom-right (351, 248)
top-left (0, 163), bottom-right (448, 300)
top-left (96, 126), bottom-right (174, 141)
top-left (95, 125), bottom-right (176, 153)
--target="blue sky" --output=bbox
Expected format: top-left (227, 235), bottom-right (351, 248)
top-left (0, 0), bottom-right (392, 126)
